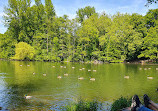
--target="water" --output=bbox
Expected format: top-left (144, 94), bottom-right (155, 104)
top-left (0, 60), bottom-right (158, 110)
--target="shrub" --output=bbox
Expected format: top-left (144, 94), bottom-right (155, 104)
top-left (111, 97), bottom-right (131, 111)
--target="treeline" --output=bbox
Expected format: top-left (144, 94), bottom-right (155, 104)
top-left (0, 0), bottom-right (158, 62)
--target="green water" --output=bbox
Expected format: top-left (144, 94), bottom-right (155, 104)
top-left (0, 60), bottom-right (158, 110)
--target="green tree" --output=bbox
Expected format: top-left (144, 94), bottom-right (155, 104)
top-left (11, 42), bottom-right (35, 60)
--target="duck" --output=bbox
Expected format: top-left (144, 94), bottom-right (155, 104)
top-left (57, 76), bottom-right (62, 79)
top-left (147, 77), bottom-right (153, 79)
top-left (78, 77), bottom-right (84, 80)
top-left (43, 74), bottom-right (46, 76)
top-left (124, 76), bottom-right (129, 79)
top-left (24, 95), bottom-right (32, 99)
top-left (90, 78), bottom-right (95, 81)
top-left (64, 73), bottom-right (68, 76)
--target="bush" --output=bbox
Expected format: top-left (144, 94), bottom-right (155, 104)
top-left (111, 97), bottom-right (131, 111)
top-left (64, 99), bottom-right (102, 111)
top-left (11, 42), bottom-right (35, 60)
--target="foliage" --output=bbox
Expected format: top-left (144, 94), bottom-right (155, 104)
top-left (1, 0), bottom-right (158, 63)
top-left (64, 99), bottom-right (102, 111)
top-left (11, 42), bottom-right (35, 60)
top-left (111, 97), bottom-right (132, 111)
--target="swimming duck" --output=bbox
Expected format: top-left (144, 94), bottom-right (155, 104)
top-left (24, 95), bottom-right (32, 99)
top-left (64, 73), bottom-right (68, 76)
top-left (57, 76), bottom-right (62, 79)
top-left (124, 76), bottom-right (129, 79)
top-left (43, 74), bottom-right (46, 76)
top-left (78, 77), bottom-right (84, 80)
top-left (147, 77), bottom-right (153, 79)
top-left (90, 78), bottom-right (95, 81)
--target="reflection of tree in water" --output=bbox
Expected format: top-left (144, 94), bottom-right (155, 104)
top-left (3, 83), bottom-right (51, 110)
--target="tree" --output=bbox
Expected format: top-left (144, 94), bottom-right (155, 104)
top-left (11, 42), bottom-right (35, 60)
top-left (76, 6), bottom-right (96, 23)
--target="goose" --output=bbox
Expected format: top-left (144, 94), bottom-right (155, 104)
top-left (90, 78), bottom-right (95, 81)
top-left (57, 76), bottom-right (62, 79)
top-left (24, 95), bottom-right (32, 99)
top-left (43, 74), bottom-right (46, 76)
top-left (147, 77), bottom-right (153, 79)
top-left (78, 77), bottom-right (84, 80)
top-left (124, 76), bottom-right (129, 79)
top-left (64, 73), bottom-right (68, 76)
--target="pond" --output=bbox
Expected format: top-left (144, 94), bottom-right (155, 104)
top-left (0, 60), bottom-right (158, 110)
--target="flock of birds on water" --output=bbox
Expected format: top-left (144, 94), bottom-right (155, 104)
top-left (19, 64), bottom-right (158, 81)
top-left (18, 64), bottom-right (158, 99)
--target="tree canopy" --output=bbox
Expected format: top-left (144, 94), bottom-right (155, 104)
top-left (0, 0), bottom-right (158, 62)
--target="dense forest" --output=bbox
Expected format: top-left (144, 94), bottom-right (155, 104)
top-left (0, 0), bottom-right (158, 62)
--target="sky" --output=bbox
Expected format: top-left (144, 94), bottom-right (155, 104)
top-left (0, 0), bottom-right (158, 34)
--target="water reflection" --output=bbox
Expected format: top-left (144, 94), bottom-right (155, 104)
top-left (0, 61), bottom-right (158, 110)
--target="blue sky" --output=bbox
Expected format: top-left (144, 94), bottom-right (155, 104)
top-left (0, 0), bottom-right (158, 34)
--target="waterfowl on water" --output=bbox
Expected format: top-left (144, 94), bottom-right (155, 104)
top-left (24, 95), bottom-right (32, 99)
top-left (43, 74), bottom-right (46, 76)
top-left (78, 77), bottom-right (84, 80)
top-left (64, 73), bottom-right (68, 76)
top-left (57, 76), bottom-right (62, 79)
top-left (90, 78), bottom-right (95, 81)
top-left (124, 76), bottom-right (129, 79)
top-left (147, 77), bottom-right (153, 79)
